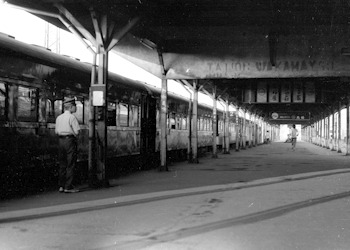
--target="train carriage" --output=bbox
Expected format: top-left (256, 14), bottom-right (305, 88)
top-left (0, 33), bottom-right (157, 195)
top-left (0, 33), bottom-right (255, 196)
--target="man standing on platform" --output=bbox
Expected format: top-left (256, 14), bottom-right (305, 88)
top-left (55, 97), bottom-right (80, 193)
top-left (291, 124), bottom-right (299, 151)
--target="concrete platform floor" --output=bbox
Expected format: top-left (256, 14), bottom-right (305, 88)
top-left (1, 141), bottom-right (350, 221)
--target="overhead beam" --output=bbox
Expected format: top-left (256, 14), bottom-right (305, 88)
top-left (54, 3), bottom-right (96, 45)
top-left (90, 8), bottom-right (106, 50)
top-left (107, 17), bottom-right (140, 51)
top-left (7, 3), bottom-right (96, 54)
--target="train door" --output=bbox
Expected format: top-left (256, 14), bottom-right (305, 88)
top-left (140, 94), bottom-right (157, 169)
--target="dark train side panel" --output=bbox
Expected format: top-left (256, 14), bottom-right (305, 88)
top-left (0, 34), bottom-right (260, 198)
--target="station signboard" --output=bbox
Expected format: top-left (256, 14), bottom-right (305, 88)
top-left (293, 81), bottom-right (303, 103)
top-left (281, 82), bottom-right (291, 103)
top-left (257, 82), bottom-right (267, 102)
top-left (270, 111), bottom-right (310, 121)
top-left (243, 82), bottom-right (315, 104)
top-left (269, 83), bottom-right (279, 103)
top-left (305, 81), bottom-right (316, 103)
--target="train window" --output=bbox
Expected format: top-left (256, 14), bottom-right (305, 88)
top-left (169, 113), bottom-right (176, 129)
top-left (229, 123), bottom-right (234, 132)
top-left (182, 116), bottom-right (187, 130)
top-left (46, 99), bottom-right (55, 122)
top-left (218, 120), bottom-right (223, 132)
top-left (129, 105), bottom-right (139, 127)
top-left (119, 103), bottom-right (128, 127)
top-left (54, 100), bottom-right (63, 118)
top-left (107, 102), bottom-right (116, 126)
top-left (17, 86), bottom-right (37, 122)
top-left (0, 82), bottom-right (7, 120)
top-left (205, 118), bottom-right (209, 131)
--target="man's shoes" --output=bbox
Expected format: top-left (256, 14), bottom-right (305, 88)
top-left (59, 187), bottom-right (64, 193)
top-left (64, 188), bottom-right (79, 193)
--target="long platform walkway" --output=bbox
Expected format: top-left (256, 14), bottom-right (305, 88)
top-left (1, 140), bottom-right (350, 223)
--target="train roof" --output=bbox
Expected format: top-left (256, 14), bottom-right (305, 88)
top-left (0, 32), bottom-right (157, 94)
top-left (0, 33), bottom-right (217, 111)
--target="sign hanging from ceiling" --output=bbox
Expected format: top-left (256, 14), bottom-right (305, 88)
top-left (257, 82), bottom-right (267, 102)
top-left (305, 81), bottom-right (316, 102)
top-left (281, 82), bottom-right (291, 103)
top-left (244, 81), bottom-right (315, 103)
top-left (270, 112), bottom-right (310, 121)
top-left (293, 81), bottom-right (303, 103)
top-left (269, 83), bottom-right (279, 103)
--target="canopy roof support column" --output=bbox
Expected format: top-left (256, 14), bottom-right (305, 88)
top-left (95, 48), bottom-right (109, 185)
top-left (222, 99), bottom-right (230, 154)
top-left (88, 53), bottom-right (97, 186)
top-left (202, 87), bottom-right (218, 158)
top-left (235, 110), bottom-right (240, 152)
top-left (321, 118), bottom-right (324, 145)
top-left (160, 78), bottom-right (168, 171)
top-left (323, 114), bottom-right (326, 148)
top-left (90, 10), bottom-right (111, 187)
top-left (327, 115), bottom-right (330, 148)
top-left (331, 112), bottom-right (335, 151)
top-left (346, 101), bottom-right (350, 155)
top-left (157, 46), bottom-right (168, 171)
top-left (338, 102), bottom-right (342, 153)
top-left (89, 8), bottom-right (139, 185)
top-left (192, 80), bottom-right (199, 163)
top-left (318, 119), bottom-right (321, 146)
top-left (248, 118), bottom-right (252, 147)
top-left (253, 114), bottom-right (257, 147)
top-left (212, 90), bottom-right (218, 158)
top-left (242, 111), bottom-right (247, 149)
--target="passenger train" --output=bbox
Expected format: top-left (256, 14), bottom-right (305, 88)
top-left (0, 33), bottom-right (263, 197)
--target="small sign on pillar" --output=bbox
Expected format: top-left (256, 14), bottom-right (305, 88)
top-left (91, 85), bottom-right (106, 107)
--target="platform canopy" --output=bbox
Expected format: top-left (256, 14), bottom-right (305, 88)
top-left (5, 0), bottom-right (350, 123)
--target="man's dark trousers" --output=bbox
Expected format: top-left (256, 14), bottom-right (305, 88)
top-left (58, 136), bottom-right (77, 189)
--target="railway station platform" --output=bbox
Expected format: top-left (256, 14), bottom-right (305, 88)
top-left (1, 140), bottom-right (350, 223)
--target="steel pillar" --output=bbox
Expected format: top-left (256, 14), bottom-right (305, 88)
top-left (235, 111), bottom-right (240, 151)
top-left (187, 91), bottom-right (193, 162)
top-left (346, 102), bottom-right (350, 155)
top-left (212, 93), bottom-right (218, 158)
top-left (331, 113), bottom-right (336, 151)
top-left (192, 80), bottom-right (199, 163)
top-left (242, 111), bottom-right (246, 149)
top-left (88, 53), bottom-right (97, 186)
top-left (224, 100), bottom-right (230, 154)
top-left (338, 102), bottom-right (342, 153)
top-left (160, 78), bottom-right (168, 171)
